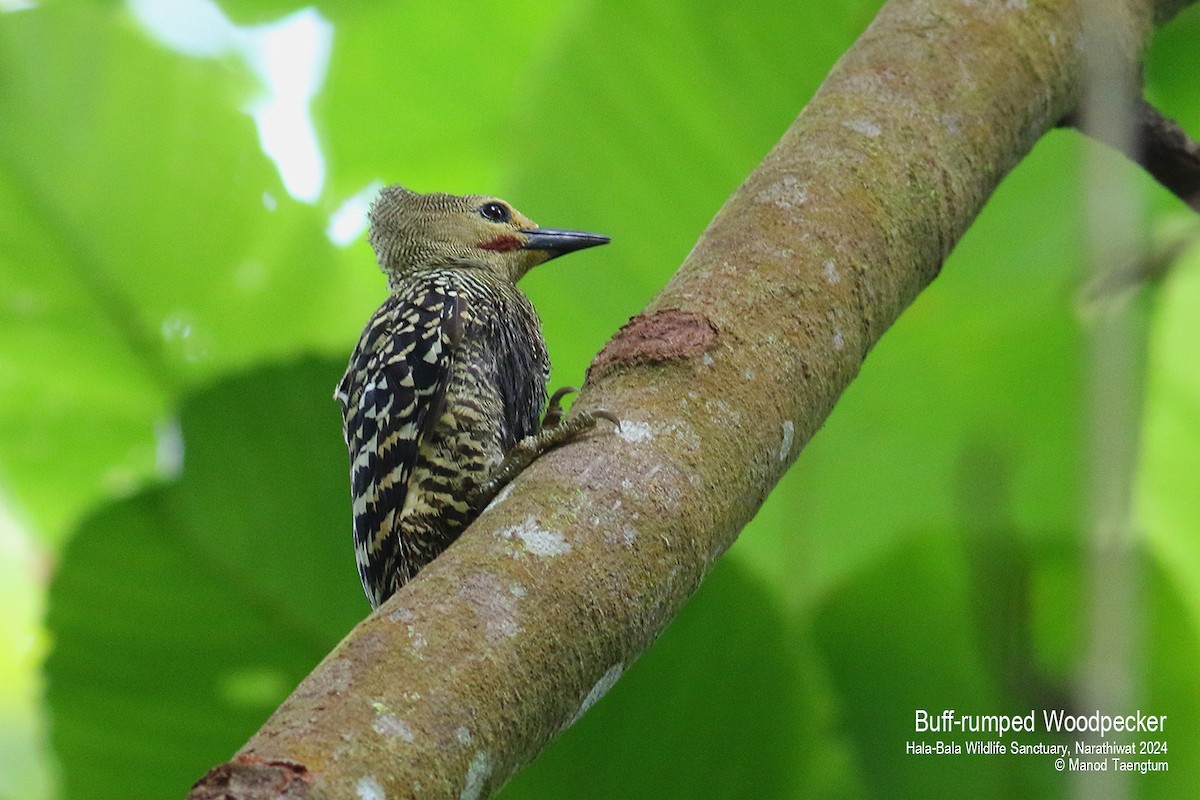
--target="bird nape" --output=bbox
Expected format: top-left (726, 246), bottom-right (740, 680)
top-left (334, 185), bottom-right (614, 609)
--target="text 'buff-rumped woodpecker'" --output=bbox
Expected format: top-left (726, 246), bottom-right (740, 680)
top-left (336, 185), bottom-right (613, 608)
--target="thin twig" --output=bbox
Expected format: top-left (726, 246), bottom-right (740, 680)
top-left (1063, 98), bottom-right (1200, 213)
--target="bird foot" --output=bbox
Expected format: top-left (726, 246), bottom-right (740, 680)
top-left (543, 386), bottom-right (620, 431)
top-left (470, 402), bottom-right (619, 509)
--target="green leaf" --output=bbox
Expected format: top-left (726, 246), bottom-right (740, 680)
top-left (1141, 244), bottom-right (1200, 630)
top-left (317, 0), bottom-right (591, 199)
top-left (0, 3), bottom-right (374, 540)
top-left (45, 360), bottom-right (363, 800)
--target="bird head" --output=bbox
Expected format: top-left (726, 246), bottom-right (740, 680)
top-left (367, 185), bottom-right (609, 288)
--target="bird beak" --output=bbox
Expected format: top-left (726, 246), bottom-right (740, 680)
top-left (522, 228), bottom-right (610, 260)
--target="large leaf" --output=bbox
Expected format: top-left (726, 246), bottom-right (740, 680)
top-left (45, 359), bottom-right (362, 800)
top-left (0, 3), bottom-right (372, 541)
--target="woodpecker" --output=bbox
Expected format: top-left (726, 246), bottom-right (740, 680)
top-left (335, 185), bottom-right (612, 608)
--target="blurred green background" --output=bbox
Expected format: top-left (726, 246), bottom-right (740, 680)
top-left (2, 1), bottom-right (1199, 798)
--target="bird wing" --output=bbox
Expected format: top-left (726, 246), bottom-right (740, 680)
top-left (335, 274), bottom-right (465, 604)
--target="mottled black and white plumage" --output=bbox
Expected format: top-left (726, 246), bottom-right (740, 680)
top-left (336, 185), bottom-right (610, 608)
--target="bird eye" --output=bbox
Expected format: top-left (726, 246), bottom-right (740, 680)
top-left (478, 201), bottom-right (511, 223)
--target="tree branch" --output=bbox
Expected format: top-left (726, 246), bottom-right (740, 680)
top-left (1131, 98), bottom-right (1200, 211)
top-left (1063, 98), bottom-right (1200, 212)
top-left (190, 0), bottom-right (1192, 797)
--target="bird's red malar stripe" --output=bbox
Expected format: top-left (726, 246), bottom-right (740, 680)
top-left (478, 235), bottom-right (522, 252)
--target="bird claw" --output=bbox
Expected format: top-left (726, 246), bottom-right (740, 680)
top-left (544, 386), bottom-right (620, 432)
top-left (591, 408), bottom-right (621, 431)
top-left (542, 386), bottom-right (578, 429)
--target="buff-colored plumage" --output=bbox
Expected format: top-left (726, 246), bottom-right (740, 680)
top-left (336, 186), bottom-right (610, 608)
